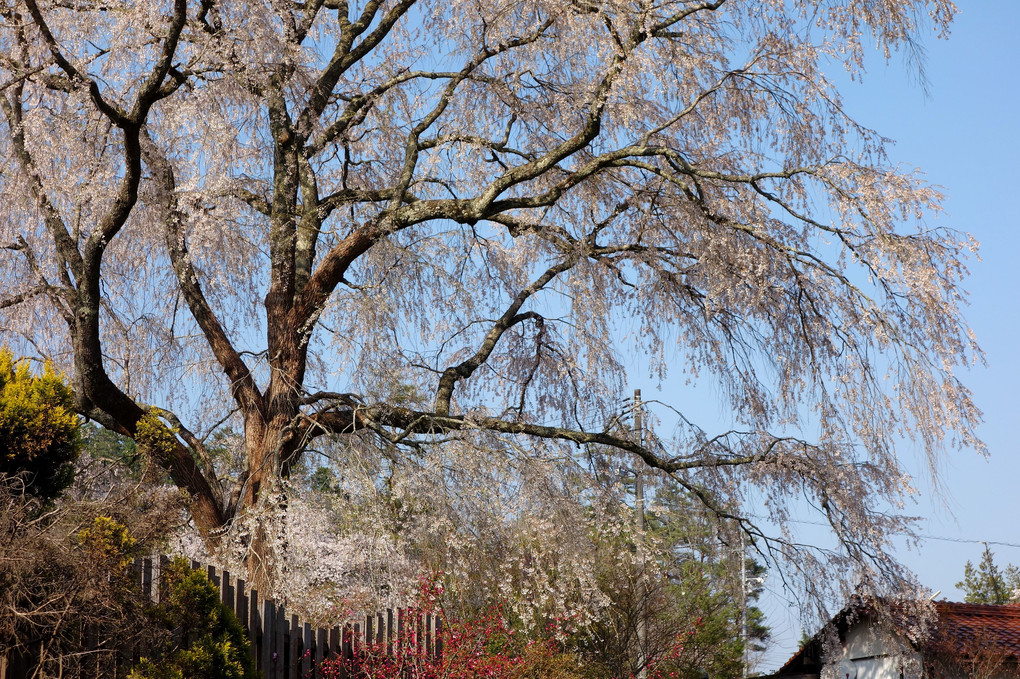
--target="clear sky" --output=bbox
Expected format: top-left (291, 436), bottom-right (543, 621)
top-left (747, 2), bottom-right (1020, 671)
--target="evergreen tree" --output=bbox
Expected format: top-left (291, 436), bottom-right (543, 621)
top-left (956, 547), bottom-right (1020, 605)
top-left (651, 486), bottom-right (770, 653)
top-left (130, 559), bottom-right (257, 679)
top-left (583, 483), bottom-right (770, 679)
top-left (81, 422), bottom-right (138, 467)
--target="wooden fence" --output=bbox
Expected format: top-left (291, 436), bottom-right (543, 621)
top-left (1, 556), bottom-right (441, 679)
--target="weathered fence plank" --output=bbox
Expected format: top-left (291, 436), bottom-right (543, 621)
top-left (262, 597), bottom-right (275, 678)
top-left (141, 557), bottom-right (153, 599)
top-left (275, 604), bottom-right (287, 679)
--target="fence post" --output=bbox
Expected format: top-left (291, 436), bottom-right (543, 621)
top-left (206, 563), bottom-right (219, 590)
top-left (435, 615), bottom-right (443, 659)
top-left (416, 610), bottom-right (423, 653)
top-left (276, 606), bottom-right (288, 679)
top-left (142, 557), bottom-right (153, 600)
top-left (397, 608), bottom-right (404, 652)
top-left (158, 555), bottom-right (171, 603)
top-left (262, 598), bottom-right (276, 679)
top-left (290, 614), bottom-right (301, 678)
top-left (317, 627), bottom-right (329, 676)
top-left (221, 569), bottom-right (234, 611)
top-left (342, 622), bottom-right (353, 661)
top-left (247, 587), bottom-right (259, 674)
top-left (302, 621), bottom-right (313, 677)
top-left (386, 609), bottom-right (394, 656)
top-left (236, 578), bottom-right (248, 632)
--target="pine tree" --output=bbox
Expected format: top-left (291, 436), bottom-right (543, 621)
top-left (956, 547), bottom-right (1020, 605)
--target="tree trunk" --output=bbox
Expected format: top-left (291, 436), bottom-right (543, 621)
top-left (236, 406), bottom-right (300, 595)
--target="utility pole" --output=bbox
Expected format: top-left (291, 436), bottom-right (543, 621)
top-left (739, 528), bottom-right (765, 679)
top-left (741, 528), bottom-right (748, 679)
top-left (634, 390), bottom-right (645, 535)
top-left (634, 389), bottom-right (647, 679)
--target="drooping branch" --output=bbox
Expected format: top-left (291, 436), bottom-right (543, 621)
top-left (0, 285), bottom-right (45, 310)
top-left (0, 234), bottom-right (72, 320)
top-left (433, 258), bottom-right (574, 416)
top-left (139, 129), bottom-right (265, 416)
top-left (22, 0), bottom-right (130, 125)
top-left (0, 88), bottom-right (83, 288)
top-left (305, 402), bottom-right (823, 478)
top-left (309, 70), bottom-right (468, 155)
top-left (130, 0), bottom-right (187, 116)
top-left (294, 19), bottom-right (557, 330)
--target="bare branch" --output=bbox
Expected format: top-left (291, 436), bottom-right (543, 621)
top-left (434, 259), bottom-right (574, 415)
top-left (139, 128), bottom-right (265, 416)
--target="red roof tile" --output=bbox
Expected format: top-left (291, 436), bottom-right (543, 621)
top-left (932, 602), bottom-right (1020, 659)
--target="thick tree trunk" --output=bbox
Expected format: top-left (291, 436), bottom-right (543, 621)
top-left (237, 406), bottom-right (301, 595)
top-left (68, 302), bottom-right (229, 546)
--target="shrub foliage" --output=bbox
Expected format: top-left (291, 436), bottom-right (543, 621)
top-left (0, 348), bottom-right (80, 500)
top-left (129, 558), bottom-right (258, 679)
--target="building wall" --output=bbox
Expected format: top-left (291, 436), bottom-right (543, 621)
top-left (823, 620), bottom-right (922, 679)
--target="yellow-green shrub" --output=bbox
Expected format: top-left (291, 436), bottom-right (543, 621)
top-left (0, 348), bottom-right (80, 500)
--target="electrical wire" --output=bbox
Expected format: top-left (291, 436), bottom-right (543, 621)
top-left (746, 513), bottom-right (1020, 550)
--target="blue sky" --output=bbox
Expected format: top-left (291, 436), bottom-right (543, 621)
top-left (745, 2), bottom-right (1020, 670)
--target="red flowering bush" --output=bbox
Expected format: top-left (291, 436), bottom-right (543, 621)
top-left (319, 573), bottom-right (584, 679)
top-left (318, 571), bottom-right (715, 679)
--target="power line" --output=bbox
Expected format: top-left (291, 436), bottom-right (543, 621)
top-left (914, 534), bottom-right (1020, 550)
top-left (746, 514), bottom-right (1020, 550)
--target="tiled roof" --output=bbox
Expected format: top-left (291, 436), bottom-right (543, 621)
top-left (768, 601), bottom-right (1020, 677)
top-left (931, 601), bottom-right (1020, 658)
